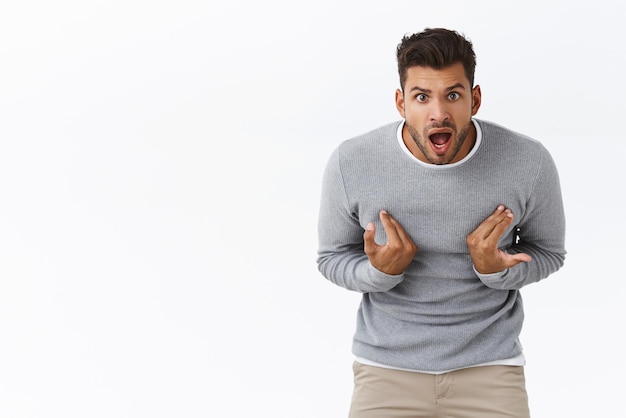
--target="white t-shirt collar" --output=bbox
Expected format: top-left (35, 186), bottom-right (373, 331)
top-left (396, 118), bottom-right (482, 168)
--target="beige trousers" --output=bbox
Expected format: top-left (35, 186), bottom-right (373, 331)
top-left (349, 361), bottom-right (530, 418)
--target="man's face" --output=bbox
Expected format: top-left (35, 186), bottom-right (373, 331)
top-left (395, 62), bottom-right (481, 165)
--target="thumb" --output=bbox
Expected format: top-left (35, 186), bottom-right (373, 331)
top-left (511, 252), bottom-right (532, 264)
top-left (503, 251), bottom-right (532, 268)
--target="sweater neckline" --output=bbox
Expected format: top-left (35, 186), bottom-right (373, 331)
top-left (396, 118), bottom-right (482, 169)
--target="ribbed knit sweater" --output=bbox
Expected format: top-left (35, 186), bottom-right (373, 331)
top-left (317, 118), bottom-right (566, 372)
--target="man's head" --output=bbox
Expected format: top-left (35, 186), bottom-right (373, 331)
top-left (396, 28), bottom-right (476, 92)
top-left (395, 28), bottom-right (481, 165)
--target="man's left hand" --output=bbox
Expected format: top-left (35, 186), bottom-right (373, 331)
top-left (466, 205), bottom-right (532, 274)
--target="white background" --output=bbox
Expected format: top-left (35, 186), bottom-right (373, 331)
top-left (0, 1), bottom-right (624, 417)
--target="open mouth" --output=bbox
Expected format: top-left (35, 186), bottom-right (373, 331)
top-left (429, 132), bottom-right (451, 153)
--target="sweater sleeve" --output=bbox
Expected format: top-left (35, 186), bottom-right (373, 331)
top-left (316, 147), bottom-right (405, 293)
top-left (478, 147), bottom-right (566, 290)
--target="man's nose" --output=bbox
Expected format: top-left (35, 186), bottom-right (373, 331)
top-left (429, 99), bottom-right (450, 123)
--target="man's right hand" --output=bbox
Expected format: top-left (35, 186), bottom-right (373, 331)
top-left (363, 210), bottom-right (418, 275)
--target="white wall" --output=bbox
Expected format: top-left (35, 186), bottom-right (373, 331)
top-left (0, 1), bottom-right (623, 416)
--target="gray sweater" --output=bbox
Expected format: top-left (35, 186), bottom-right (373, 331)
top-left (317, 119), bottom-right (566, 372)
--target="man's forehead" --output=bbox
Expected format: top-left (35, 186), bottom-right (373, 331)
top-left (405, 64), bottom-right (470, 89)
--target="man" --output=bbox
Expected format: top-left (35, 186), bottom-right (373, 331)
top-left (316, 28), bottom-right (566, 417)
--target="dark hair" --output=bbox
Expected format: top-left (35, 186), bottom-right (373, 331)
top-left (396, 28), bottom-right (476, 91)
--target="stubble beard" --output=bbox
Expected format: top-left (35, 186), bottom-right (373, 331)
top-left (406, 120), bottom-right (472, 165)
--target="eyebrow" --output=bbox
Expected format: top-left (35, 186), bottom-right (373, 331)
top-left (409, 83), bottom-right (466, 94)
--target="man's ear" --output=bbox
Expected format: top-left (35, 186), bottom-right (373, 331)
top-left (395, 89), bottom-right (406, 118)
top-left (471, 85), bottom-right (482, 116)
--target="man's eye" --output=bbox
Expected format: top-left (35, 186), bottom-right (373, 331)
top-left (448, 92), bottom-right (460, 100)
top-left (416, 94), bottom-right (428, 102)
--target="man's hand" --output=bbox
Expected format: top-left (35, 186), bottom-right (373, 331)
top-left (364, 210), bottom-right (418, 275)
top-left (467, 205), bottom-right (532, 274)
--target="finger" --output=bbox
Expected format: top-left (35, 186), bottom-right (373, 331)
top-left (379, 210), bottom-right (401, 244)
top-left (387, 215), bottom-right (417, 248)
top-left (380, 211), bottom-right (418, 254)
top-left (380, 210), bottom-right (415, 247)
top-left (474, 205), bottom-right (513, 240)
top-left (363, 222), bottom-right (380, 255)
top-left (486, 211), bottom-right (514, 244)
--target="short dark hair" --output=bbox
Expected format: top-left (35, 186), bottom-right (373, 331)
top-left (396, 28), bottom-right (476, 91)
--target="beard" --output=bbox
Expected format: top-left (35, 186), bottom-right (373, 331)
top-left (406, 120), bottom-right (473, 165)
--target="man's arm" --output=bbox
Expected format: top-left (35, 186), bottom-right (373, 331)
top-left (316, 149), bottom-right (417, 293)
top-left (467, 150), bottom-right (566, 290)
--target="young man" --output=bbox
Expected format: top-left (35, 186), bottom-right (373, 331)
top-left (316, 28), bottom-right (566, 417)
